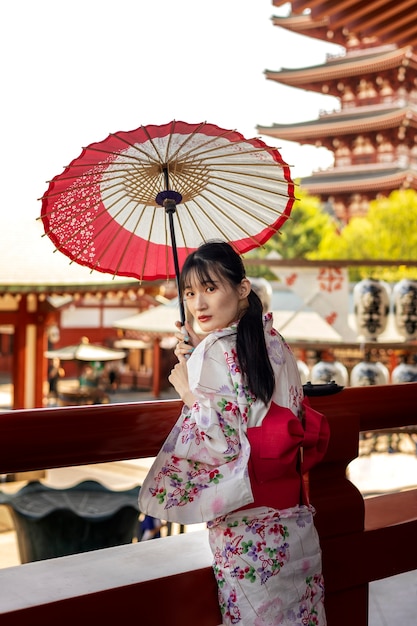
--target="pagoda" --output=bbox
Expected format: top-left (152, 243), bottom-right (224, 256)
top-left (258, 3), bottom-right (417, 223)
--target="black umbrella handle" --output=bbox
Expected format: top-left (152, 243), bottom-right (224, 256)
top-left (165, 200), bottom-right (186, 326)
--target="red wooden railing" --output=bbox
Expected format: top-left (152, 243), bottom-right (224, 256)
top-left (0, 383), bottom-right (416, 625)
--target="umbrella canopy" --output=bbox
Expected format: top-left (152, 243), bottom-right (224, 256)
top-left (39, 120), bottom-right (295, 323)
top-left (45, 337), bottom-right (126, 362)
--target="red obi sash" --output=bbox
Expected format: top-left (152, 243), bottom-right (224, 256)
top-left (238, 399), bottom-right (330, 511)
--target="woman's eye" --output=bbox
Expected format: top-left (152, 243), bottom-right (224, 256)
top-left (206, 286), bottom-right (216, 293)
top-left (184, 290), bottom-right (194, 298)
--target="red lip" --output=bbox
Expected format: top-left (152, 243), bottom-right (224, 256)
top-left (198, 316), bottom-right (211, 322)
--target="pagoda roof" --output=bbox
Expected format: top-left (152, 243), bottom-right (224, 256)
top-left (258, 106), bottom-right (417, 144)
top-left (265, 45), bottom-right (417, 95)
top-left (271, 13), bottom-right (345, 46)
top-left (272, 1), bottom-right (417, 49)
top-left (300, 167), bottom-right (417, 194)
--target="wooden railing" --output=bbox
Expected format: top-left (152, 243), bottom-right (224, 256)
top-left (0, 383), bottom-right (416, 625)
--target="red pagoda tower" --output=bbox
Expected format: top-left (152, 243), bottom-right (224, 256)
top-left (258, 2), bottom-right (417, 223)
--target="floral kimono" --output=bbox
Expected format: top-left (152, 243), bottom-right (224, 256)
top-left (139, 314), bottom-right (328, 625)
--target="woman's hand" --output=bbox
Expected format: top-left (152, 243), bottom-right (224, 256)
top-left (173, 320), bottom-right (201, 361)
top-left (170, 320), bottom-right (200, 406)
top-left (168, 354), bottom-right (196, 407)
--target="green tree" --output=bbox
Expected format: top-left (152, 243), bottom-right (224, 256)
top-left (310, 189), bottom-right (417, 280)
top-left (245, 187), bottom-right (337, 277)
top-left (268, 188), bottom-right (337, 258)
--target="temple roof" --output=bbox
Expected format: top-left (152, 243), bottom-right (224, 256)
top-left (265, 46), bottom-right (417, 95)
top-left (272, 1), bottom-right (417, 49)
top-left (257, 106), bottom-right (417, 144)
top-left (271, 13), bottom-right (344, 46)
top-left (300, 167), bottom-right (417, 194)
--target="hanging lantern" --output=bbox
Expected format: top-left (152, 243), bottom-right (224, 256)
top-left (350, 360), bottom-right (389, 386)
top-left (391, 357), bottom-right (417, 383)
top-left (353, 278), bottom-right (391, 341)
top-left (311, 359), bottom-right (349, 386)
top-left (392, 279), bottom-right (417, 340)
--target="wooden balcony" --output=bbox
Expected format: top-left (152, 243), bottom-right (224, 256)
top-left (0, 383), bottom-right (416, 625)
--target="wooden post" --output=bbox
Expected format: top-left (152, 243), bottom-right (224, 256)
top-left (152, 337), bottom-right (161, 398)
top-left (13, 296), bottom-right (28, 409)
top-left (309, 395), bottom-right (366, 625)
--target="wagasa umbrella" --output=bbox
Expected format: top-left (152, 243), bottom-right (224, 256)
top-left (40, 120), bottom-right (296, 323)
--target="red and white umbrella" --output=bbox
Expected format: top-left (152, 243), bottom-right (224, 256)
top-left (40, 120), bottom-right (295, 323)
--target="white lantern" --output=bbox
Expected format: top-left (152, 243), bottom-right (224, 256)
top-left (311, 359), bottom-right (349, 386)
top-left (391, 361), bottom-right (417, 383)
top-left (353, 278), bottom-right (391, 341)
top-left (350, 360), bottom-right (389, 386)
top-left (392, 279), bottom-right (417, 340)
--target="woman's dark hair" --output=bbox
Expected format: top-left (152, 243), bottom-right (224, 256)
top-left (180, 241), bottom-right (275, 405)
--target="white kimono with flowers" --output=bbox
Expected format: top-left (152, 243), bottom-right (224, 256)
top-left (138, 313), bottom-right (304, 524)
top-left (138, 314), bottom-right (327, 625)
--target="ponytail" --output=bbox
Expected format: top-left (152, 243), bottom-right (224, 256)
top-left (237, 290), bottom-right (275, 405)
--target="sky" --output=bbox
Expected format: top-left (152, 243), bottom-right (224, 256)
top-left (1, 0), bottom-right (342, 262)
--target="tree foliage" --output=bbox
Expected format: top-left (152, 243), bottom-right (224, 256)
top-left (309, 189), bottom-right (417, 280)
top-left (245, 188), bottom-right (417, 281)
top-left (244, 187), bottom-right (337, 277)
top-left (268, 188), bottom-right (337, 258)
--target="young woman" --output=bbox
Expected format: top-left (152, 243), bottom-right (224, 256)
top-left (139, 241), bottom-right (329, 625)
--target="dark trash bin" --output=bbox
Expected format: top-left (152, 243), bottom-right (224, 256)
top-left (0, 480), bottom-right (140, 563)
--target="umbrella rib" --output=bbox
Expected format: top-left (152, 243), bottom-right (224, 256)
top-left (205, 183), bottom-right (291, 222)
top-left (43, 186), bottom-right (148, 271)
top-left (162, 120), bottom-right (176, 166)
top-left (128, 125), bottom-right (168, 167)
top-left (192, 160), bottom-right (290, 176)
top-left (91, 209), bottom-right (137, 273)
top-left (175, 203), bottom-right (206, 250)
top-left (85, 143), bottom-right (162, 167)
top-left (170, 138), bottom-right (282, 166)
top-left (168, 127), bottom-right (240, 162)
top-left (41, 194), bottom-right (110, 240)
top-left (208, 173), bottom-right (295, 201)
top-left (39, 175), bottom-right (114, 201)
top-left (187, 187), bottom-right (291, 245)
top-left (42, 162), bottom-right (162, 187)
top-left (183, 197), bottom-right (253, 245)
top-left (64, 135), bottom-right (273, 173)
top-left (163, 121), bottom-right (207, 164)
top-left (76, 200), bottom-right (152, 275)
top-left (111, 207), bottom-right (149, 280)
top-left (42, 182), bottom-right (134, 234)
top-left (167, 163), bottom-right (293, 199)
top-left (81, 142), bottom-right (169, 194)
top-left (41, 162), bottom-right (158, 201)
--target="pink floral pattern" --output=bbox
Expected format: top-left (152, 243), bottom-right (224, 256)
top-left (208, 506), bottom-right (326, 625)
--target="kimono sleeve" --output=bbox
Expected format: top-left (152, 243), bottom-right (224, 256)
top-left (173, 340), bottom-right (248, 464)
top-left (137, 335), bottom-right (254, 524)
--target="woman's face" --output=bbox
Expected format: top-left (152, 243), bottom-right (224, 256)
top-left (183, 270), bottom-right (251, 333)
